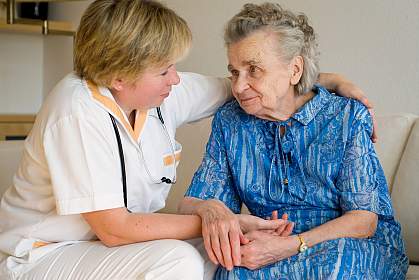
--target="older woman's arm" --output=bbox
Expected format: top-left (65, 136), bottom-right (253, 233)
top-left (239, 210), bottom-right (377, 270)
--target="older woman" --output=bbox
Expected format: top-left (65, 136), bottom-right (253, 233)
top-left (180, 3), bottom-right (408, 279)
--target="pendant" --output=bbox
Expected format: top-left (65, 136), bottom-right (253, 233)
top-left (283, 178), bottom-right (289, 185)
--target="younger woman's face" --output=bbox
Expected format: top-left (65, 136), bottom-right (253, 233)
top-left (112, 63), bottom-right (180, 111)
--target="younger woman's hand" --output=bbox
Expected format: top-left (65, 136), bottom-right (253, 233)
top-left (197, 199), bottom-right (244, 271)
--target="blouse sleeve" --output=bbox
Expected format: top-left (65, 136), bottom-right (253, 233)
top-left (336, 102), bottom-right (393, 217)
top-left (185, 111), bottom-right (242, 214)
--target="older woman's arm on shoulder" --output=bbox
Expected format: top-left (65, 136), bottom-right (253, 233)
top-left (82, 208), bottom-right (202, 247)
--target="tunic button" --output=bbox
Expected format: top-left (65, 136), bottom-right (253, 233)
top-left (283, 178), bottom-right (289, 185)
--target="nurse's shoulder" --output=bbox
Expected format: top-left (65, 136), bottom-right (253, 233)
top-left (36, 72), bottom-right (103, 131)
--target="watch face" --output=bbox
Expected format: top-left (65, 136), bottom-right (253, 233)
top-left (300, 244), bottom-right (308, 253)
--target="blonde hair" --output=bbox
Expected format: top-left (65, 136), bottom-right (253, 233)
top-left (74, 0), bottom-right (192, 87)
top-left (225, 3), bottom-right (319, 95)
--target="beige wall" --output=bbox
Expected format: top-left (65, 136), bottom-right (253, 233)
top-left (0, 33), bottom-right (44, 113)
top-left (1, 1), bottom-right (418, 202)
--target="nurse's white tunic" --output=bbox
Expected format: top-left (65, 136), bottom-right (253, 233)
top-left (0, 72), bottom-right (230, 274)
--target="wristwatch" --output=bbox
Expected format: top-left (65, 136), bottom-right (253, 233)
top-left (297, 234), bottom-right (308, 253)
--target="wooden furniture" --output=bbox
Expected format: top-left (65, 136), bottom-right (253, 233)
top-left (0, 114), bottom-right (35, 140)
top-left (0, 1), bottom-right (80, 139)
top-left (0, 0), bottom-right (83, 36)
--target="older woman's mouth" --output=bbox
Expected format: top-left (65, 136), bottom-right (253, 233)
top-left (240, 96), bottom-right (259, 106)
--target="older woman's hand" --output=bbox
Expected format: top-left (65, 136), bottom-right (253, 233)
top-left (196, 200), bottom-right (291, 271)
top-left (240, 231), bottom-right (299, 270)
top-left (237, 213), bottom-right (292, 236)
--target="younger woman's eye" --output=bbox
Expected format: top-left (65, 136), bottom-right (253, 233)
top-left (161, 70), bottom-right (169, 76)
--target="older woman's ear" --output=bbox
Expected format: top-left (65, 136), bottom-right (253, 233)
top-left (290, 56), bottom-right (304, 86)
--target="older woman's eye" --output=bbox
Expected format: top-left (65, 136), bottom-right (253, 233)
top-left (230, 69), bottom-right (239, 77)
top-left (249, 65), bottom-right (259, 74)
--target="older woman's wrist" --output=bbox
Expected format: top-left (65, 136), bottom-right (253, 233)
top-left (286, 235), bottom-right (301, 256)
top-left (270, 235), bottom-right (301, 261)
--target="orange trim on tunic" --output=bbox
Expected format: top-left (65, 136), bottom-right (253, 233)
top-left (163, 152), bottom-right (181, 166)
top-left (33, 241), bottom-right (50, 248)
top-left (86, 81), bottom-right (147, 142)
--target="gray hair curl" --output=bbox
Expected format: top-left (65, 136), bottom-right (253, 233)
top-left (225, 3), bottom-right (320, 95)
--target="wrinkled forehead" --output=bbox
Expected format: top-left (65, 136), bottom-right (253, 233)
top-left (227, 30), bottom-right (283, 67)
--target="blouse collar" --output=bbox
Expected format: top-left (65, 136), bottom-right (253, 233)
top-left (291, 85), bottom-right (332, 126)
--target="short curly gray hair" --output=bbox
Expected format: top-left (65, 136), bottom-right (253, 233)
top-left (225, 3), bottom-right (319, 95)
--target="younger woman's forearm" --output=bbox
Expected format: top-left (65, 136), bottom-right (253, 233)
top-left (124, 213), bottom-right (202, 242)
top-left (317, 73), bottom-right (344, 92)
top-left (83, 209), bottom-right (202, 247)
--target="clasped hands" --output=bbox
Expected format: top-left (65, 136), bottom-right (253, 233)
top-left (197, 199), bottom-right (299, 271)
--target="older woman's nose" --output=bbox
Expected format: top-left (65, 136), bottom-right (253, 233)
top-left (233, 75), bottom-right (250, 94)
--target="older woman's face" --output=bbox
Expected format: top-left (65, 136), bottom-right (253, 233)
top-left (227, 30), bottom-right (296, 119)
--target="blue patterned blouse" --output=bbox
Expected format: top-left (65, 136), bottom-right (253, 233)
top-left (186, 86), bottom-right (408, 279)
